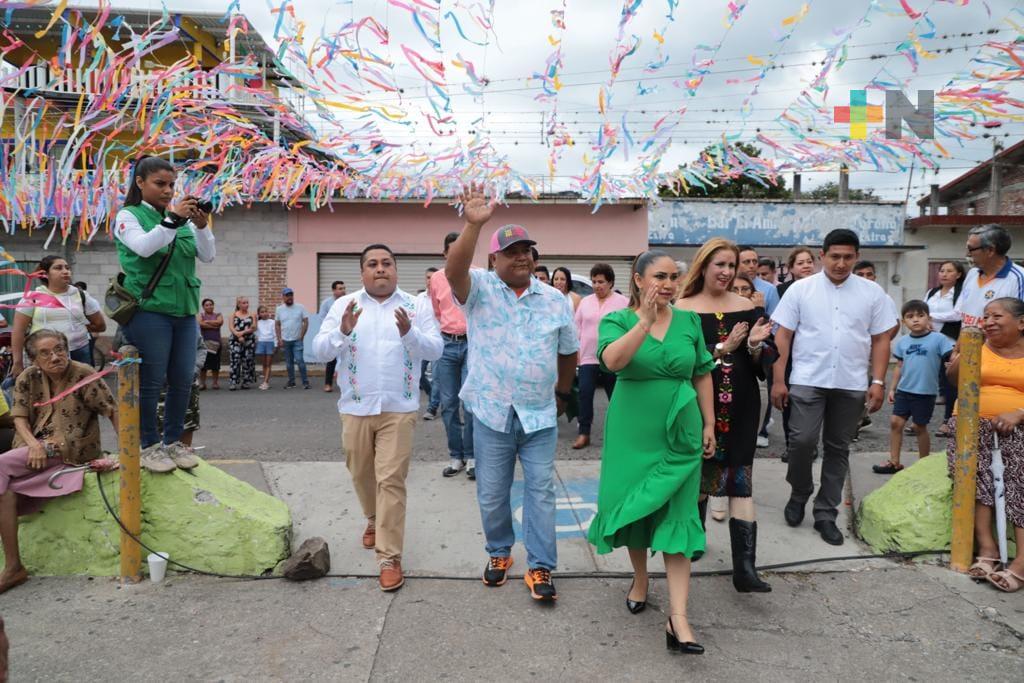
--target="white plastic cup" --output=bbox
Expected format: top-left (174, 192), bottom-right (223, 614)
top-left (147, 552), bottom-right (169, 583)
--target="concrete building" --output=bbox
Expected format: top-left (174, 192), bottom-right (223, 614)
top-left (648, 198), bottom-right (912, 304)
top-left (288, 198), bottom-right (648, 309)
top-left (0, 5), bottom-right (315, 328)
top-left (1, 197), bottom-right (648, 341)
top-left (0, 204), bottom-right (289, 327)
top-left (904, 139), bottom-right (1024, 294)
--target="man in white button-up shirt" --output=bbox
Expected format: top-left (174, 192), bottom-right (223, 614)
top-left (771, 229), bottom-right (898, 546)
top-left (312, 244), bottom-right (443, 592)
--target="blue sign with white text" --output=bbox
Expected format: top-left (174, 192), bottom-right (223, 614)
top-left (649, 200), bottom-right (904, 246)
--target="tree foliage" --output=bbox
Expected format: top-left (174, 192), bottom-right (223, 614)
top-left (805, 181), bottom-right (877, 201)
top-left (659, 142), bottom-right (791, 199)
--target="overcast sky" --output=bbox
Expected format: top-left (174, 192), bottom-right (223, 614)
top-left (75, 1), bottom-right (1024, 209)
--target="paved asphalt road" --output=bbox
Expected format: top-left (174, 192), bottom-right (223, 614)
top-left (157, 365), bottom-right (949, 464)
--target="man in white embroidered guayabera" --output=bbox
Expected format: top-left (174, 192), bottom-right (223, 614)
top-left (445, 184), bottom-right (579, 604)
top-left (312, 244), bottom-right (442, 593)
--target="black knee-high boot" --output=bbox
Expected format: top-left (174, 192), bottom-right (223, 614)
top-left (729, 518), bottom-right (771, 593)
top-left (697, 498), bottom-right (708, 531)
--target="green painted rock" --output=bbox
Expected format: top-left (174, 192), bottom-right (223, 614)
top-left (3, 459), bottom-right (291, 576)
top-left (857, 454), bottom-right (952, 553)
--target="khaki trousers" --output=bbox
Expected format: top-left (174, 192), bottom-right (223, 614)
top-left (340, 411), bottom-right (417, 562)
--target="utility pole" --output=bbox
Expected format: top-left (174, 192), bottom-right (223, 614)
top-left (988, 138), bottom-right (1003, 215)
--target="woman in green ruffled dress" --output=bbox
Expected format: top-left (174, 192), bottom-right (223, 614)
top-left (588, 250), bottom-right (716, 655)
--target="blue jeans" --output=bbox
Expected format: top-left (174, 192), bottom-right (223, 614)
top-left (436, 339), bottom-right (473, 460)
top-left (577, 364), bottom-right (616, 436)
top-left (419, 360), bottom-right (440, 412)
top-left (429, 361), bottom-right (441, 412)
top-left (70, 345), bottom-right (92, 366)
top-left (123, 310), bottom-right (198, 449)
top-left (473, 411), bottom-right (558, 571)
top-left (282, 340), bottom-right (308, 385)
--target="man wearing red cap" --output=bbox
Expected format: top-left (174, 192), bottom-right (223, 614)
top-left (445, 185), bottom-right (579, 603)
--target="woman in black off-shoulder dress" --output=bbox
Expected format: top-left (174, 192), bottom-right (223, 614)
top-left (675, 237), bottom-right (774, 594)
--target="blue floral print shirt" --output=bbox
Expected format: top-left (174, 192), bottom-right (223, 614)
top-left (458, 269), bottom-right (579, 434)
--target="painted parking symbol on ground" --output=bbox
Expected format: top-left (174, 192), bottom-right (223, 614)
top-left (510, 478), bottom-right (599, 540)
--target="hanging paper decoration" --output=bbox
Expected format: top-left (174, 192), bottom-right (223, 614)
top-left (0, 0), bottom-right (1018, 226)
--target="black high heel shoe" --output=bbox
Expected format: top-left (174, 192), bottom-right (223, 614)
top-left (626, 577), bottom-right (648, 614)
top-left (666, 615), bottom-right (704, 655)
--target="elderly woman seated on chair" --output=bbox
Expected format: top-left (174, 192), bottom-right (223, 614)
top-left (0, 329), bottom-right (117, 594)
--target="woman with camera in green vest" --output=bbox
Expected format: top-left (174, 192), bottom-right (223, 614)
top-left (113, 157), bottom-right (216, 473)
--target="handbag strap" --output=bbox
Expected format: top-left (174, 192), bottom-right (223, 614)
top-left (139, 236), bottom-right (177, 302)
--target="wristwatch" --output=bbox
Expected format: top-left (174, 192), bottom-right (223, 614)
top-left (555, 390), bottom-right (573, 403)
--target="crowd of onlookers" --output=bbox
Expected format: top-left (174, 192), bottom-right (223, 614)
top-left (195, 286), bottom-right (315, 392)
top-left (0, 151), bottom-right (1021, 606)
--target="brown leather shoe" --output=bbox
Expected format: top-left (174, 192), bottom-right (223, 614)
top-left (572, 434), bottom-right (590, 450)
top-left (362, 524), bottom-right (376, 550)
top-left (379, 559), bottom-right (404, 591)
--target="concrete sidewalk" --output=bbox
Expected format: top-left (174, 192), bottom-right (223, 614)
top-left (257, 458), bottom-right (879, 579)
top-left (5, 454), bottom-right (1023, 681)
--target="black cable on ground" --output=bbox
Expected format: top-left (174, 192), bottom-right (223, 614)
top-left (96, 472), bottom-right (949, 582)
top-left (96, 470), bottom-right (285, 580)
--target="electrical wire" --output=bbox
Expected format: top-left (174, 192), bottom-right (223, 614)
top-left (95, 471), bottom-right (949, 583)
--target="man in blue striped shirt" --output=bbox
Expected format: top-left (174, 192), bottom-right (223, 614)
top-left (956, 224), bottom-right (1024, 328)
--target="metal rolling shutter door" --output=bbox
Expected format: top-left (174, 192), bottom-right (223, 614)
top-left (317, 254), bottom-right (445, 304)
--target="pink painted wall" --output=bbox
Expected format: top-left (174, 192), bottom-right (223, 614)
top-left (286, 202), bottom-right (648, 309)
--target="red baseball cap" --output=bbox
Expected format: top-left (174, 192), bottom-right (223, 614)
top-left (489, 224), bottom-right (536, 254)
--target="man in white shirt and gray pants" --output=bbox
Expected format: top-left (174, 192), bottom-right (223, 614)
top-left (313, 244), bottom-right (443, 592)
top-left (771, 229), bottom-right (898, 546)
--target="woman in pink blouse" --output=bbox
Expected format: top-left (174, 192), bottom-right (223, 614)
top-left (573, 263), bottom-right (630, 449)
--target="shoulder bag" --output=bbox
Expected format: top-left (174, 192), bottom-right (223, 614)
top-left (104, 237), bottom-right (177, 326)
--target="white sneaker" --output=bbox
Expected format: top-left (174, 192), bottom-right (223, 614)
top-left (756, 435), bottom-right (770, 448)
top-left (140, 444), bottom-right (176, 473)
top-left (442, 459), bottom-right (465, 477)
top-left (164, 442), bottom-right (199, 470)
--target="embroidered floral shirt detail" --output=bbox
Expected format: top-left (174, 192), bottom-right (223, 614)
top-left (312, 287), bottom-right (442, 416)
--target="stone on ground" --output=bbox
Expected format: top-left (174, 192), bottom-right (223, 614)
top-left (279, 536), bottom-right (330, 580)
top-left (857, 454), bottom-right (952, 553)
top-left (3, 458), bottom-right (291, 576)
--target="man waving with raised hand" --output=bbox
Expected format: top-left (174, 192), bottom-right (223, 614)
top-left (445, 184), bottom-right (579, 603)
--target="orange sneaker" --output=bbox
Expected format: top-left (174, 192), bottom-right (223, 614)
top-left (482, 556), bottom-right (513, 587)
top-left (524, 568), bottom-right (557, 601)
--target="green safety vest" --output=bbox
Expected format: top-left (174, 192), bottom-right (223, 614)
top-left (115, 203), bottom-right (202, 317)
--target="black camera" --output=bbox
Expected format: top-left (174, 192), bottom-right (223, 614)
top-left (196, 199), bottom-right (214, 214)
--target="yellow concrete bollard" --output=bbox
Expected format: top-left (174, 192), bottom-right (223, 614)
top-left (950, 327), bottom-right (983, 573)
top-left (117, 345), bottom-right (142, 582)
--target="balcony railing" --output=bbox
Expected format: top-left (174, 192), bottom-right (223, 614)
top-left (9, 62), bottom-right (303, 110)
